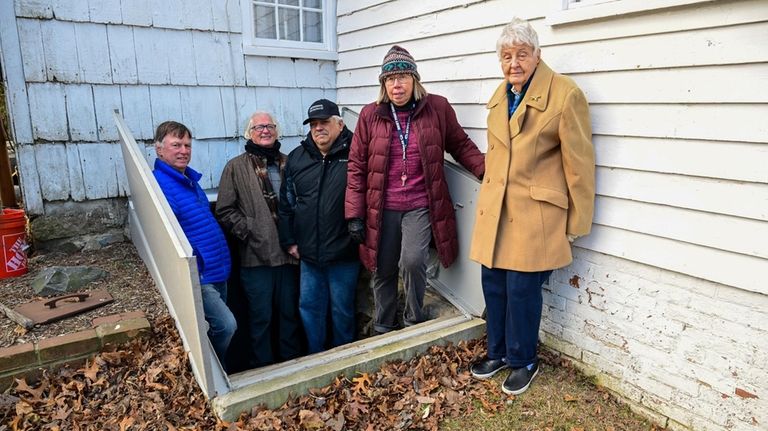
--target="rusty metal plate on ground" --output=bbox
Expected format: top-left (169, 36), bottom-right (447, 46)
top-left (13, 289), bottom-right (114, 325)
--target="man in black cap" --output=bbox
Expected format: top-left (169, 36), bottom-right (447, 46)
top-left (278, 99), bottom-right (360, 354)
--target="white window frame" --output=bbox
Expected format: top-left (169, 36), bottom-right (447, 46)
top-left (241, 0), bottom-right (338, 61)
top-left (547, 0), bottom-right (718, 26)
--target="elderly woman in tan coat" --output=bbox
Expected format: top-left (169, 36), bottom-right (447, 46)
top-left (469, 18), bottom-right (595, 395)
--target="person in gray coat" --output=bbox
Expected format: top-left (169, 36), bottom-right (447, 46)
top-left (216, 111), bottom-right (303, 368)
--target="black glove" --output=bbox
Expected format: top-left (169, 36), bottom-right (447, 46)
top-left (348, 218), bottom-right (365, 244)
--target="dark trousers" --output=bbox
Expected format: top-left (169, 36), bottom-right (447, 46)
top-left (240, 264), bottom-right (303, 368)
top-left (481, 266), bottom-right (552, 367)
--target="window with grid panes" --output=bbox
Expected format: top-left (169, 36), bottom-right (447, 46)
top-left (242, 0), bottom-right (337, 60)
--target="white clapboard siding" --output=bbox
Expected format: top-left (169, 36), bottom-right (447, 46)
top-left (340, 63), bottom-right (768, 105)
top-left (579, 224), bottom-right (767, 295)
top-left (596, 167), bottom-right (767, 222)
top-left (595, 136), bottom-right (768, 184)
top-left (539, 0), bottom-right (768, 46)
top-left (339, 20), bottom-right (768, 87)
top-left (546, 22), bottom-right (768, 74)
top-left (337, 0), bottom-right (390, 16)
top-left (337, 0), bottom-right (486, 35)
top-left (339, 0), bottom-right (768, 71)
top-left (337, 26), bottom-right (499, 72)
top-left (337, 0), bottom-right (543, 52)
top-left (446, 103), bottom-right (768, 147)
top-left (590, 104), bottom-right (767, 144)
top-left (594, 196), bottom-right (768, 259)
top-left (573, 64), bottom-right (768, 104)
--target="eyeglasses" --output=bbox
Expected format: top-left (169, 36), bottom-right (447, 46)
top-left (385, 74), bottom-right (412, 85)
top-left (251, 124), bottom-right (277, 132)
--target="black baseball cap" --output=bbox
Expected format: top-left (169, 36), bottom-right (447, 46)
top-left (303, 99), bottom-right (340, 125)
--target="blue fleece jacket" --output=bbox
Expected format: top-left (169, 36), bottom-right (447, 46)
top-left (153, 159), bottom-right (231, 284)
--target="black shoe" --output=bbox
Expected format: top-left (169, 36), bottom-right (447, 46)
top-left (502, 362), bottom-right (539, 395)
top-left (470, 357), bottom-right (509, 379)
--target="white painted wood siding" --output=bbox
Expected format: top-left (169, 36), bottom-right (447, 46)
top-left (1, 0), bottom-right (336, 214)
top-left (335, 0), bottom-right (768, 294)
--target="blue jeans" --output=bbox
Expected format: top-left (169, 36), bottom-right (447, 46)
top-left (300, 260), bottom-right (360, 354)
top-left (481, 267), bottom-right (552, 367)
top-left (240, 265), bottom-right (302, 367)
top-left (200, 282), bottom-right (237, 366)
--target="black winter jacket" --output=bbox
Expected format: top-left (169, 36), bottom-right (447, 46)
top-left (278, 127), bottom-right (358, 265)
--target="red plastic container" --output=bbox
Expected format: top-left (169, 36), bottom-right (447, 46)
top-left (0, 208), bottom-right (28, 278)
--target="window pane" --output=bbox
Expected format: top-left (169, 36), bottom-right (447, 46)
top-left (278, 0), bottom-right (299, 5)
top-left (304, 0), bottom-right (322, 8)
top-left (279, 7), bottom-right (300, 41)
top-left (254, 5), bottom-right (276, 39)
top-left (303, 11), bottom-right (322, 42)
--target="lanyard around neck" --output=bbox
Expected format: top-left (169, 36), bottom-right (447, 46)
top-left (390, 102), bottom-right (415, 161)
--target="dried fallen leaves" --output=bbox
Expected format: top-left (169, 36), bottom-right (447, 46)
top-left (2, 316), bottom-right (646, 431)
top-left (229, 339), bottom-right (503, 431)
top-left (5, 316), bottom-right (223, 430)
top-left (2, 312), bottom-right (503, 431)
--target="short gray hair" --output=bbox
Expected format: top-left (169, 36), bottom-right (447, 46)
top-left (243, 111), bottom-right (280, 140)
top-left (496, 17), bottom-right (540, 59)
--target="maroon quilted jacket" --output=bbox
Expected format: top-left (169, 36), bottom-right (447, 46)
top-left (345, 94), bottom-right (485, 271)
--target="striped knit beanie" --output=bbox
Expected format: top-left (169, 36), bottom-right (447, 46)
top-left (379, 45), bottom-right (421, 83)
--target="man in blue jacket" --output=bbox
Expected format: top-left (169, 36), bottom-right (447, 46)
top-left (278, 100), bottom-right (359, 354)
top-left (152, 121), bottom-right (236, 368)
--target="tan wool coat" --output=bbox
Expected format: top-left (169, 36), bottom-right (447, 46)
top-left (469, 61), bottom-right (595, 272)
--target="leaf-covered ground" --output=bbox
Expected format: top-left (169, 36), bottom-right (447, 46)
top-left (4, 314), bottom-right (660, 430)
top-left (1, 243), bottom-right (661, 430)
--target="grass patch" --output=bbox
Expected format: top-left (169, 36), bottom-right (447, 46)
top-left (441, 354), bottom-right (660, 431)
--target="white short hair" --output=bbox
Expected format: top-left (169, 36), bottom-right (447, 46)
top-left (496, 17), bottom-right (540, 58)
top-left (243, 111), bottom-right (280, 140)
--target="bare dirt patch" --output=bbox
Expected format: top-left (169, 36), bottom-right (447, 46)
top-left (0, 243), bottom-right (167, 348)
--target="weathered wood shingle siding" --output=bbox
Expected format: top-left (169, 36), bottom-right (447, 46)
top-left (1, 0), bottom-right (336, 218)
top-left (336, 0), bottom-right (767, 429)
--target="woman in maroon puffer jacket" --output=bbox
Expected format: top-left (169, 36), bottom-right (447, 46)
top-left (345, 45), bottom-right (485, 334)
